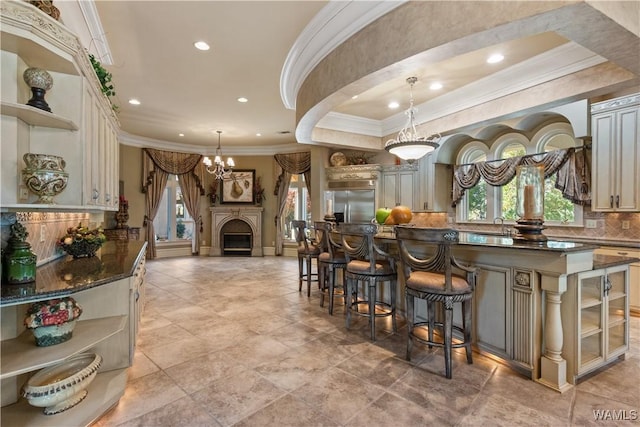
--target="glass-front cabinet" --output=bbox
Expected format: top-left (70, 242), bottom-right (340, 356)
top-left (565, 265), bottom-right (629, 382)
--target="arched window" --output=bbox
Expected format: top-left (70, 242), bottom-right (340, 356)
top-left (456, 123), bottom-right (582, 226)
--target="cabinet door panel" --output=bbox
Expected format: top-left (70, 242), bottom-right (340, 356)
top-left (616, 107), bottom-right (639, 210)
top-left (382, 173), bottom-right (397, 208)
top-left (592, 113), bottom-right (615, 211)
top-left (473, 265), bottom-right (510, 357)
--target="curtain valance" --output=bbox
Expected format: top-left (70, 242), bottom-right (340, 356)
top-left (452, 147), bottom-right (591, 207)
top-left (274, 152), bottom-right (311, 174)
top-left (142, 148), bottom-right (205, 193)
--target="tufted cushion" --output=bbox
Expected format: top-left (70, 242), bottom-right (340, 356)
top-left (298, 244), bottom-right (321, 255)
top-left (319, 251), bottom-right (347, 263)
top-left (347, 259), bottom-right (394, 275)
top-left (406, 271), bottom-right (471, 295)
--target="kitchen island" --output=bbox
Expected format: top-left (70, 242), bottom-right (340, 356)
top-left (376, 230), bottom-right (637, 392)
top-left (0, 241), bottom-right (146, 427)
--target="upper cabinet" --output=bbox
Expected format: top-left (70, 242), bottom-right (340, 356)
top-left (418, 152), bottom-right (451, 212)
top-left (0, 0), bottom-right (119, 212)
top-left (381, 164), bottom-right (418, 209)
top-left (591, 94), bottom-right (640, 212)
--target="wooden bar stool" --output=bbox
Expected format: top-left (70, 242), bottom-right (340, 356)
top-left (314, 221), bottom-right (347, 315)
top-left (292, 220), bottom-right (320, 297)
top-left (395, 226), bottom-right (476, 379)
top-left (340, 223), bottom-right (397, 341)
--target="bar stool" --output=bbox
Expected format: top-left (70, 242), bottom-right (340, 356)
top-left (395, 226), bottom-right (476, 379)
top-left (314, 221), bottom-right (347, 315)
top-left (292, 220), bottom-right (320, 297)
top-left (340, 223), bottom-right (397, 341)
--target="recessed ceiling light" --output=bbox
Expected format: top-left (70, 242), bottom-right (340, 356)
top-left (388, 101), bottom-right (400, 109)
top-left (352, 95), bottom-right (358, 100)
top-left (194, 41), bottom-right (210, 51)
top-left (178, 133), bottom-right (184, 137)
top-left (487, 53), bottom-right (504, 64)
top-left (237, 97), bottom-right (248, 103)
top-left (429, 82), bottom-right (443, 90)
top-left (128, 98), bottom-right (141, 105)
top-left (256, 133), bottom-right (261, 137)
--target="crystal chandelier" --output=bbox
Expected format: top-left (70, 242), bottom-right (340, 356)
top-left (203, 130), bottom-right (235, 180)
top-left (384, 77), bottom-right (440, 163)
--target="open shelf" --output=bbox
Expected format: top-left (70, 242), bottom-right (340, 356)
top-left (1, 368), bottom-right (126, 427)
top-left (1, 316), bottom-right (126, 379)
top-left (1, 101), bottom-right (78, 130)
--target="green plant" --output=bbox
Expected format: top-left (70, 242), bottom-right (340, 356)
top-left (88, 53), bottom-right (117, 107)
top-left (176, 219), bottom-right (186, 239)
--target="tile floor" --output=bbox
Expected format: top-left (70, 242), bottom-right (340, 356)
top-left (95, 256), bottom-right (640, 426)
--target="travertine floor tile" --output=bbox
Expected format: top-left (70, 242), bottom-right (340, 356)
top-left (94, 256), bottom-right (640, 427)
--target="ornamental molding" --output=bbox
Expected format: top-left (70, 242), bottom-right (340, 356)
top-left (326, 164), bottom-right (382, 181)
top-left (1, 1), bottom-right (81, 57)
top-left (514, 271), bottom-right (532, 288)
top-left (591, 93), bottom-right (640, 114)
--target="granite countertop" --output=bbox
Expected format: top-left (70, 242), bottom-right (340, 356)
top-left (593, 254), bottom-right (640, 269)
top-left (375, 230), bottom-right (598, 253)
top-left (1, 240), bottom-right (147, 306)
top-left (551, 237), bottom-right (640, 250)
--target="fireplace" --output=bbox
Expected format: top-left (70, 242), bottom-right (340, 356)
top-left (210, 207), bottom-right (263, 256)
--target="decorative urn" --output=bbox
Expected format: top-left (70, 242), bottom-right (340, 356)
top-left (23, 67), bottom-right (54, 112)
top-left (2, 220), bottom-right (37, 284)
top-left (21, 153), bottom-right (69, 204)
top-left (24, 297), bottom-right (83, 346)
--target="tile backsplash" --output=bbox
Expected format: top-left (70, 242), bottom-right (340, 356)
top-left (1, 212), bottom-right (96, 266)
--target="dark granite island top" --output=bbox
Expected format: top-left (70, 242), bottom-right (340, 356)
top-left (375, 230), bottom-right (599, 253)
top-left (1, 240), bottom-right (147, 306)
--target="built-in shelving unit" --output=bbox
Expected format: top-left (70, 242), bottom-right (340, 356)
top-left (1, 101), bottom-right (78, 130)
top-left (1, 316), bottom-right (126, 379)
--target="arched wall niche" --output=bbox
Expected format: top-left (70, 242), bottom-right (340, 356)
top-left (436, 111), bottom-right (577, 165)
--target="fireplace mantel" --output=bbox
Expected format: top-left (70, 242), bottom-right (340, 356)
top-left (210, 206), bottom-right (263, 256)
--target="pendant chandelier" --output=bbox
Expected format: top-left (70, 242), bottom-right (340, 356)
top-left (203, 130), bottom-right (234, 180)
top-left (384, 77), bottom-right (440, 163)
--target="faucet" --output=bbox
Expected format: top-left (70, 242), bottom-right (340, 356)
top-left (493, 216), bottom-right (506, 235)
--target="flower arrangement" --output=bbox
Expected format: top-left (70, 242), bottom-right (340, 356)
top-left (254, 176), bottom-right (265, 204)
top-left (24, 297), bottom-right (83, 346)
top-left (208, 182), bottom-right (219, 205)
top-left (58, 223), bottom-right (106, 258)
top-left (24, 297), bottom-right (82, 329)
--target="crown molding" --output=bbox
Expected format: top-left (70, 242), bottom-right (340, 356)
top-left (118, 131), bottom-right (300, 156)
top-left (280, 1), bottom-right (406, 110)
top-left (316, 112), bottom-right (382, 137)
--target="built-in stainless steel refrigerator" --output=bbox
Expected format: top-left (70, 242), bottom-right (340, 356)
top-left (330, 189), bottom-right (376, 223)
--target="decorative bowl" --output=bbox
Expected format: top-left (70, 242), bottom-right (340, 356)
top-left (24, 297), bottom-right (83, 346)
top-left (59, 240), bottom-right (103, 258)
top-left (31, 320), bottom-right (77, 347)
top-left (22, 353), bottom-right (102, 415)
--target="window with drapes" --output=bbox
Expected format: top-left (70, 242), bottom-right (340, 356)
top-left (454, 125), bottom-right (589, 225)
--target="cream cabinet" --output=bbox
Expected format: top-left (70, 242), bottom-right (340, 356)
top-left (596, 247), bottom-right (640, 315)
top-left (0, 0), bottom-right (119, 212)
top-left (381, 164), bottom-right (418, 209)
top-left (591, 94), bottom-right (640, 212)
top-left (563, 265), bottom-right (629, 383)
top-left (0, 242), bottom-right (146, 426)
top-left (418, 152), bottom-right (452, 212)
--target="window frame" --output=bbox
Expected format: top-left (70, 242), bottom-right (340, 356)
top-left (456, 123), bottom-right (583, 227)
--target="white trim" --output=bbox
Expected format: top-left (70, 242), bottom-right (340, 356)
top-left (316, 112), bottom-right (382, 137)
top-left (280, 1), bottom-right (406, 110)
top-left (77, 0), bottom-right (112, 64)
top-left (381, 42), bottom-right (606, 136)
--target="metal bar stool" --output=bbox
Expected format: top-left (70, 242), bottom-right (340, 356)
top-left (395, 226), bottom-right (477, 379)
top-left (292, 220), bottom-right (320, 297)
top-left (314, 221), bottom-right (347, 315)
top-left (340, 223), bottom-right (397, 341)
